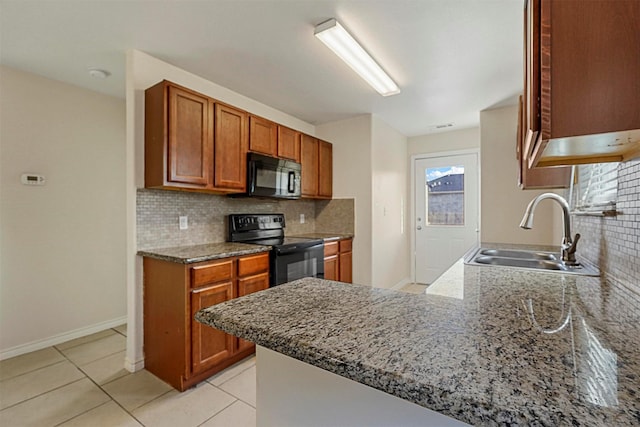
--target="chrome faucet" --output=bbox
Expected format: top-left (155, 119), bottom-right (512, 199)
top-left (520, 193), bottom-right (580, 265)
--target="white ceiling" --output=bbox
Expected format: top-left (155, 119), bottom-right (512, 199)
top-left (0, 0), bottom-right (523, 137)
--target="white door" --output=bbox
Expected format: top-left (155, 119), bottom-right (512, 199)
top-left (414, 153), bottom-right (479, 284)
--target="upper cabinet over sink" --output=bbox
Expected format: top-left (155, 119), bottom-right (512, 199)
top-left (522, 0), bottom-right (640, 168)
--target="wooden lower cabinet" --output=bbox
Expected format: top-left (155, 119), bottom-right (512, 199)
top-left (143, 252), bottom-right (269, 391)
top-left (323, 238), bottom-right (353, 283)
top-left (323, 241), bottom-right (339, 281)
top-left (190, 282), bottom-right (234, 373)
top-left (236, 272), bottom-right (269, 352)
top-left (338, 239), bottom-right (353, 283)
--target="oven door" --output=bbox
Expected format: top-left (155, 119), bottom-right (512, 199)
top-left (271, 243), bottom-right (325, 286)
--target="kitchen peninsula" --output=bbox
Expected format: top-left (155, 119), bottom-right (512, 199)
top-left (196, 252), bottom-right (640, 426)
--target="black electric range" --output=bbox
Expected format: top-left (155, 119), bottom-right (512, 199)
top-left (228, 214), bottom-right (324, 286)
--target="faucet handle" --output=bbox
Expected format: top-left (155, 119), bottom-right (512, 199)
top-left (562, 233), bottom-right (581, 265)
top-left (567, 233), bottom-right (581, 254)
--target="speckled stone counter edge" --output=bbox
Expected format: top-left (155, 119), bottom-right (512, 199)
top-left (138, 242), bottom-right (270, 264)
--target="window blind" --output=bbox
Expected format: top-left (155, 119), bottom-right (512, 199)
top-left (574, 163), bottom-right (619, 211)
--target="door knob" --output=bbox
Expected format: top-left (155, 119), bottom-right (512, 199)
top-left (417, 226), bottom-right (422, 230)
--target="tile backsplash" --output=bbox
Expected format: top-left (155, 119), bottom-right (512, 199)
top-left (137, 189), bottom-right (354, 250)
top-left (572, 160), bottom-right (639, 292)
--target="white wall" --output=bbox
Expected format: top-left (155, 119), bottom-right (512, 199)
top-left (371, 116), bottom-right (410, 288)
top-left (479, 105), bottom-right (559, 245)
top-left (316, 115), bottom-right (373, 285)
top-left (408, 127), bottom-right (480, 156)
top-left (126, 50), bottom-right (318, 370)
top-left (0, 66), bottom-right (126, 358)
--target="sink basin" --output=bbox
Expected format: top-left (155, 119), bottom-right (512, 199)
top-left (477, 249), bottom-right (557, 261)
top-left (473, 256), bottom-right (566, 270)
top-left (465, 247), bottom-right (600, 276)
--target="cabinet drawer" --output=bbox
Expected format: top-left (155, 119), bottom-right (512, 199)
top-left (339, 239), bottom-right (352, 253)
top-left (191, 260), bottom-right (234, 288)
top-left (237, 253), bottom-right (269, 277)
top-left (324, 241), bottom-right (338, 257)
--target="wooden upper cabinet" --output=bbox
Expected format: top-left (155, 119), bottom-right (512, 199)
top-left (301, 134), bottom-right (333, 199)
top-left (524, 0), bottom-right (640, 167)
top-left (300, 134), bottom-right (319, 197)
top-left (277, 126), bottom-right (301, 162)
top-left (145, 81), bottom-right (213, 189)
top-left (249, 115), bottom-right (277, 157)
top-left (318, 140), bottom-right (333, 198)
top-left (214, 103), bottom-right (248, 191)
top-left (145, 80), bottom-right (336, 195)
top-left (518, 99), bottom-right (570, 189)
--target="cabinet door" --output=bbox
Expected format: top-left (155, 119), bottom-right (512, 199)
top-left (236, 272), bottom-right (269, 352)
top-left (339, 251), bottom-right (352, 284)
top-left (249, 116), bottom-right (277, 157)
top-left (214, 103), bottom-right (248, 191)
top-left (517, 96), bottom-right (570, 189)
top-left (237, 253), bottom-right (269, 277)
top-left (318, 140), bottom-right (333, 198)
top-left (277, 126), bottom-right (301, 162)
top-left (523, 0), bottom-right (540, 161)
top-left (300, 134), bottom-right (319, 197)
top-left (167, 85), bottom-right (212, 186)
top-left (190, 281), bottom-right (235, 374)
top-left (324, 255), bottom-right (339, 281)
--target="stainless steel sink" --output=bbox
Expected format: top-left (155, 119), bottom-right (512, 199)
top-left (477, 249), bottom-right (557, 261)
top-left (465, 247), bottom-right (600, 276)
top-left (473, 256), bottom-right (566, 270)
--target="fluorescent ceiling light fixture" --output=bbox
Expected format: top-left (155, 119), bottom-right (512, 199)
top-left (314, 18), bottom-right (400, 97)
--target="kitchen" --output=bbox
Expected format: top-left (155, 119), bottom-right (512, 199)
top-left (1, 1), bottom-right (639, 426)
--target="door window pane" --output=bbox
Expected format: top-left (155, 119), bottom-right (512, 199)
top-left (426, 166), bottom-right (464, 225)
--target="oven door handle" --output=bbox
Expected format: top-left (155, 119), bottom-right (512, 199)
top-left (276, 242), bottom-right (323, 255)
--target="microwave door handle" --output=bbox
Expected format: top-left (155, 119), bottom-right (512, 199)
top-left (288, 171), bottom-right (295, 193)
top-left (250, 161), bottom-right (257, 193)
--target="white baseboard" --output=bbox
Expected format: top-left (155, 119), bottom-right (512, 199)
top-left (390, 278), bottom-right (412, 291)
top-left (124, 356), bottom-right (145, 373)
top-left (0, 316), bottom-right (127, 361)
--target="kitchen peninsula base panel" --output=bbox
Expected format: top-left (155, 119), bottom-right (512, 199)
top-left (256, 346), bottom-right (469, 427)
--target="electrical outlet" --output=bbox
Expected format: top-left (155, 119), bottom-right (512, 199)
top-left (179, 216), bottom-right (188, 230)
top-left (300, 213), bottom-right (305, 224)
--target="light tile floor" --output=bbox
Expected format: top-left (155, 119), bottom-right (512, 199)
top-left (399, 283), bottom-right (429, 294)
top-left (0, 325), bottom-right (256, 427)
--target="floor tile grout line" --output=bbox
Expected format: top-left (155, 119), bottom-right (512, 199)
top-left (53, 330), bottom-right (119, 352)
top-left (124, 387), bottom-right (175, 414)
top-left (208, 361), bottom-right (256, 387)
top-left (73, 348), bottom-right (128, 372)
top-left (195, 397), bottom-right (240, 427)
top-left (212, 381), bottom-right (256, 409)
top-left (0, 358), bottom-right (68, 385)
top-left (60, 346), bottom-right (149, 427)
top-left (51, 400), bottom-right (114, 427)
top-left (3, 329), bottom-right (258, 426)
top-left (53, 338), bottom-right (148, 425)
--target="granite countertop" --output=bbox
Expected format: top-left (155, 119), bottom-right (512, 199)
top-left (137, 242), bottom-right (270, 264)
top-left (196, 246), bottom-right (640, 426)
top-left (289, 232), bottom-right (354, 241)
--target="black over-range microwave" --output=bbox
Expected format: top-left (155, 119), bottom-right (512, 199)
top-left (242, 153), bottom-right (302, 199)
